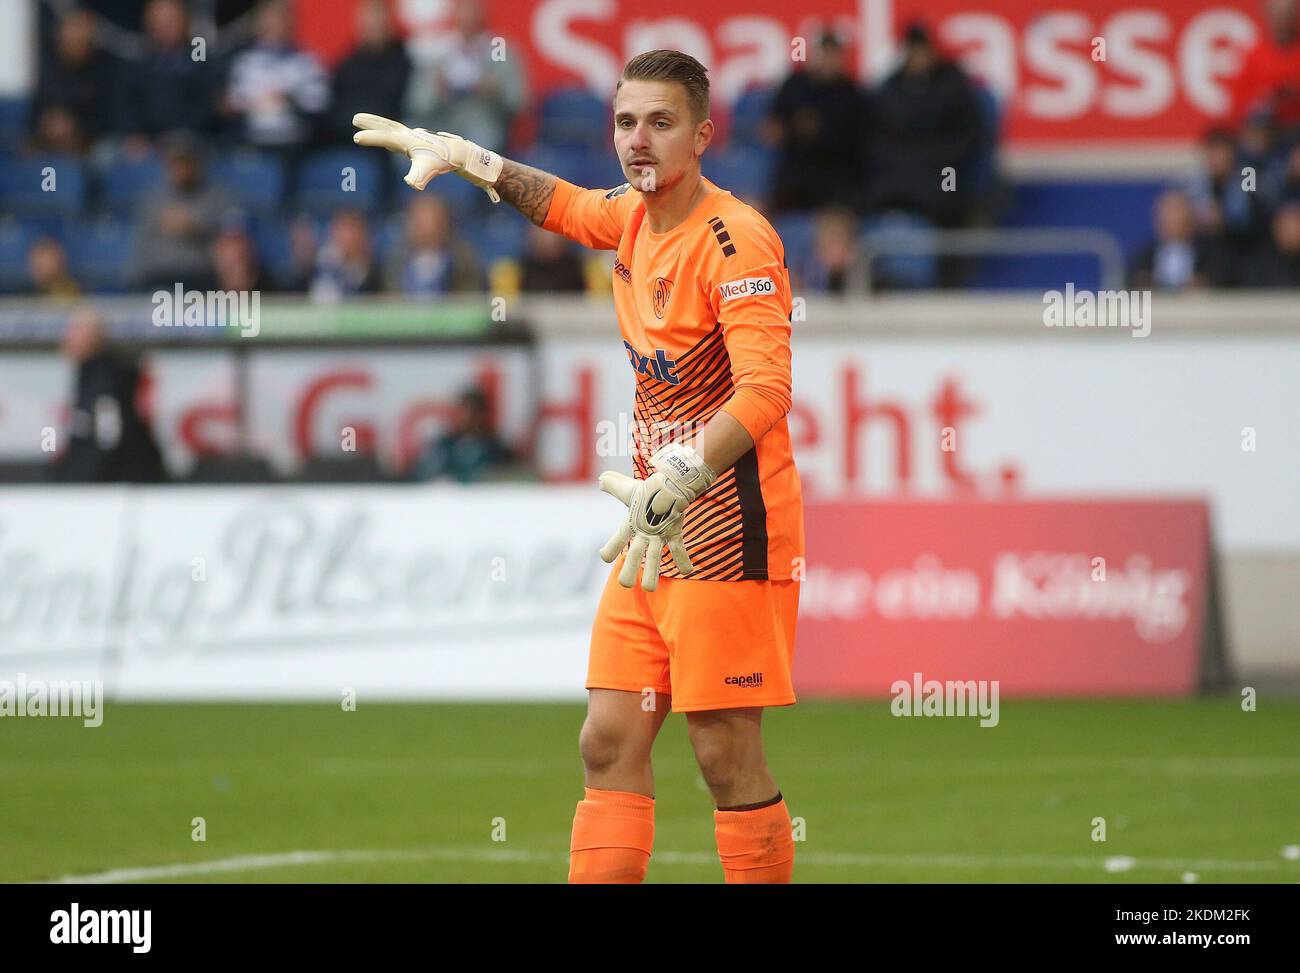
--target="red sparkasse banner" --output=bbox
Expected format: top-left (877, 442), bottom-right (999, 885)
top-left (300, 0), bottom-right (1262, 146)
top-left (794, 498), bottom-right (1217, 698)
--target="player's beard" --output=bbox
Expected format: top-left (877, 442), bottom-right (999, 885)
top-left (633, 162), bottom-right (691, 194)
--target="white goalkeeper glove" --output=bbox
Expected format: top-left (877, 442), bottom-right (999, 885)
top-left (352, 112), bottom-right (504, 202)
top-left (598, 442), bottom-right (716, 592)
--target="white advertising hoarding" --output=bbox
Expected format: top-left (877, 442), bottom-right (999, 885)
top-left (0, 486), bottom-right (611, 700)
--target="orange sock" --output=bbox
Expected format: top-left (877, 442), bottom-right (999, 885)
top-left (568, 787), bottom-right (655, 884)
top-left (714, 795), bottom-right (795, 884)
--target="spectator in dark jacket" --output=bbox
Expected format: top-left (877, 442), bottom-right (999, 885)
top-left (1241, 201), bottom-right (1300, 285)
top-left (1131, 190), bottom-right (1225, 290)
top-left (866, 22), bottom-right (984, 228)
top-left (767, 32), bottom-right (870, 213)
top-left (520, 225), bottom-right (586, 293)
top-left (212, 224), bottom-right (276, 294)
top-left (327, 0), bottom-right (411, 143)
top-left (386, 195), bottom-right (484, 296)
top-left (1189, 128), bottom-right (1270, 272)
top-left (50, 309), bottom-right (167, 484)
top-left (133, 132), bottom-right (239, 290)
top-left (31, 8), bottom-right (117, 154)
top-left (117, 0), bottom-right (215, 151)
top-left (311, 209), bottom-right (382, 301)
top-left (26, 237), bottom-right (82, 298)
top-left (410, 388), bottom-right (515, 483)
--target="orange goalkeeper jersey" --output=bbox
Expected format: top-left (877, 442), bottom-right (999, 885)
top-left (543, 176), bottom-right (804, 582)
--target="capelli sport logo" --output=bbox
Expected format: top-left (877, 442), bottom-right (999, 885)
top-left (725, 672), bottom-right (764, 688)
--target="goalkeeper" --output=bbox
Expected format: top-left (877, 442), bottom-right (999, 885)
top-left (355, 50), bottom-right (804, 885)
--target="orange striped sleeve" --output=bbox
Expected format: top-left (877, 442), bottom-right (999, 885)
top-left (705, 219), bottom-right (794, 443)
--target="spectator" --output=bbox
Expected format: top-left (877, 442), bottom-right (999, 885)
top-left (281, 214), bottom-right (320, 292)
top-left (766, 32), bottom-right (871, 213)
top-left (386, 195), bottom-right (484, 295)
top-left (26, 238), bottom-right (81, 298)
top-left (117, 0), bottom-right (214, 152)
top-left (1228, 0), bottom-right (1300, 132)
top-left (1190, 129), bottom-right (1269, 249)
top-left (1241, 200), bottom-right (1300, 285)
top-left (409, 388), bottom-right (515, 483)
top-left (1131, 190), bottom-right (1219, 290)
top-left (404, 0), bottom-right (526, 151)
top-left (802, 210), bottom-right (870, 294)
top-left (221, 0), bottom-right (329, 160)
top-left (311, 209), bottom-right (382, 301)
top-left (31, 106), bottom-right (85, 156)
top-left (133, 132), bottom-right (239, 290)
top-left (520, 225), bottom-right (585, 292)
top-left (212, 224), bottom-right (275, 293)
top-left (50, 308), bottom-right (168, 484)
top-left (31, 9), bottom-right (116, 154)
top-left (328, 0), bottom-right (412, 143)
top-left (866, 22), bottom-right (984, 228)
top-left (1265, 140), bottom-right (1300, 208)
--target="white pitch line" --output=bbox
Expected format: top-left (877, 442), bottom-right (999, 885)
top-left (44, 848), bottom-right (1300, 884)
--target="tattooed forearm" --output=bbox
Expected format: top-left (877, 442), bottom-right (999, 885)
top-left (495, 159), bottom-right (557, 226)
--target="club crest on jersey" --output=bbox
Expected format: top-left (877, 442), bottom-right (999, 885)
top-left (623, 341), bottom-right (680, 384)
top-left (652, 277), bottom-right (674, 319)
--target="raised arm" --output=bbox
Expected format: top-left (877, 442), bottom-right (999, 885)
top-left (352, 112), bottom-right (556, 224)
top-left (353, 113), bottom-right (637, 248)
top-left (494, 159), bottom-right (556, 226)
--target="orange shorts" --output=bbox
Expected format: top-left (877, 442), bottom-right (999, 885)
top-left (587, 552), bottom-right (800, 713)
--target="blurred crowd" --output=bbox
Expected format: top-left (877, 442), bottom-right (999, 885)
top-left (5, 0), bottom-right (1300, 300)
top-left (3, 0), bottom-right (1002, 298)
top-left (1134, 0), bottom-right (1300, 290)
top-left (7, 0), bottom-right (598, 303)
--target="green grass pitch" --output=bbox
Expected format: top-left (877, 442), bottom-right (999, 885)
top-left (3, 698), bottom-right (1298, 883)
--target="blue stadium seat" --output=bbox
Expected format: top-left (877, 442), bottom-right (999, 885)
top-left (373, 213), bottom-right (405, 266)
top-left (728, 86), bottom-right (774, 148)
top-left (422, 157), bottom-right (486, 218)
top-left (773, 211), bottom-right (815, 275)
top-left (521, 144), bottom-right (623, 193)
top-left (861, 212), bottom-right (939, 290)
top-left (296, 149), bottom-right (384, 217)
top-left (539, 88), bottom-right (611, 148)
top-left (967, 84), bottom-right (1002, 197)
top-left (65, 220), bottom-right (135, 293)
top-left (471, 209), bottom-right (527, 264)
top-left (996, 180), bottom-right (1164, 263)
top-left (0, 153), bottom-right (87, 219)
top-left (704, 145), bottom-right (774, 203)
top-left (581, 156), bottom-right (629, 192)
top-left (0, 98), bottom-right (29, 145)
top-left (99, 154), bottom-right (164, 217)
top-left (209, 149), bottom-right (286, 215)
top-left (249, 216), bottom-right (295, 285)
top-left (0, 221), bottom-right (34, 293)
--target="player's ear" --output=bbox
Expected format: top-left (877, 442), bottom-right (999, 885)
top-left (695, 117), bottom-right (715, 158)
